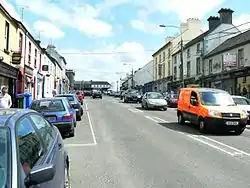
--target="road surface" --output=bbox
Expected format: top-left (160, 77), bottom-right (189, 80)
top-left (63, 96), bottom-right (250, 188)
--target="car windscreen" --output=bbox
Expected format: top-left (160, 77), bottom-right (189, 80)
top-left (0, 127), bottom-right (10, 188)
top-left (32, 99), bottom-right (65, 112)
top-left (147, 92), bottom-right (164, 99)
top-left (233, 97), bottom-right (250, 105)
top-left (200, 92), bottom-right (235, 106)
top-left (58, 95), bottom-right (74, 102)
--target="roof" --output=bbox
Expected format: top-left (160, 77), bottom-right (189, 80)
top-left (205, 29), bottom-right (250, 58)
top-left (0, 4), bottom-right (17, 24)
top-left (152, 41), bottom-right (172, 57)
top-left (172, 49), bottom-right (181, 56)
top-left (184, 29), bottom-right (215, 49)
top-left (91, 81), bottom-right (111, 85)
top-left (185, 87), bottom-right (228, 93)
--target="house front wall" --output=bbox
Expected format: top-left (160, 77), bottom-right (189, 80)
top-left (134, 60), bottom-right (154, 86)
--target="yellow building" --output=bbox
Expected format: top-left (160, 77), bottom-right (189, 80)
top-left (0, 4), bottom-right (20, 105)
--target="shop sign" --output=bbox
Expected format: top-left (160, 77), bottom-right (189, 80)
top-left (42, 65), bottom-right (49, 71)
top-left (11, 52), bottom-right (22, 65)
top-left (24, 65), bottom-right (33, 77)
top-left (0, 61), bottom-right (18, 79)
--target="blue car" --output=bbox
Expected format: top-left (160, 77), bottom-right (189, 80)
top-left (0, 108), bottom-right (69, 188)
top-left (55, 94), bottom-right (83, 121)
top-left (30, 97), bottom-right (76, 137)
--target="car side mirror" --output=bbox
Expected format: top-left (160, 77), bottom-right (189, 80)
top-left (25, 164), bottom-right (55, 187)
top-left (191, 99), bottom-right (199, 106)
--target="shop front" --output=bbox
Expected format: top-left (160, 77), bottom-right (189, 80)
top-left (36, 72), bottom-right (44, 99)
top-left (24, 65), bottom-right (34, 98)
top-left (0, 60), bottom-right (19, 107)
top-left (235, 67), bottom-right (250, 97)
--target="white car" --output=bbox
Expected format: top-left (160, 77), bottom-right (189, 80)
top-left (232, 95), bottom-right (250, 123)
top-left (141, 92), bottom-right (167, 111)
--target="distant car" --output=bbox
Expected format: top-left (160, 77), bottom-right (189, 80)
top-left (166, 94), bottom-right (178, 107)
top-left (232, 95), bottom-right (250, 124)
top-left (55, 94), bottom-right (83, 120)
top-left (124, 90), bottom-right (142, 103)
top-left (0, 108), bottom-right (70, 188)
top-left (30, 97), bottom-right (76, 137)
top-left (92, 90), bottom-right (102, 99)
top-left (71, 91), bottom-right (84, 105)
top-left (142, 92), bottom-right (167, 110)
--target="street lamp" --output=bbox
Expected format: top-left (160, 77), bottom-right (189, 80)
top-left (159, 24), bottom-right (184, 88)
top-left (123, 63), bottom-right (134, 89)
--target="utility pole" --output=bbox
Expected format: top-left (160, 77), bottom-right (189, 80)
top-left (180, 37), bottom-right (184, 88)
top-left (131, 68), bottom-right (134, 89)
top-left (116, 81), bottom-right (118, 92)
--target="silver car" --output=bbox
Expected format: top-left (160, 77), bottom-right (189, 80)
top-left (141, 92), bottom-right (167, 110)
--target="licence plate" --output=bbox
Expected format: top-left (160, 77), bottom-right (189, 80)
top-left (46, 117), bottom-right (56, 121)
top-left (226, 121), bottom-right (239, 126)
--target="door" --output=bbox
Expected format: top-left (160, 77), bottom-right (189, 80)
top-left (30, 114), bottom-right (65, 188)
top-left (189, 91), bottom-right (199, 124)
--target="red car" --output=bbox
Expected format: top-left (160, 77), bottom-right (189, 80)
top-left (72, 91), bottom-right (84, 105)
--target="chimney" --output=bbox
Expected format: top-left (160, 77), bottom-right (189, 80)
top-left (218, 8), bottom-right (234, 24)
top-left (35, 40), bottom-right (41, 45)
top-left (207, 16), bottom-right (220, 30)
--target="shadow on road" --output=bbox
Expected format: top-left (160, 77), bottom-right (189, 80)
top-left (135, 107), bottom-right (166, 111)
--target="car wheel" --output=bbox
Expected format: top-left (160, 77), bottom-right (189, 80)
top-left (74, 120), bottom-right (77, 127)
top-left (64, 162), bottom-right (70, 188)
top-left (145, 103), bottom-right (148, 110)
top-left (235, 127), bottom-right (245, 135)
top-left (77, 115), bottom-right (81, 121)
top-left (163, 107), bottom-right (167, 111)
top-left (199, 119), bottom-right (207, 133)
top-left (81, 101), bottom-right (83, 105)
top-left (141, 103), bottom-right (144, 109)
top-left (69, 127), bottom-right (75, 137)
top-left (178, 112), bottom-right (185, 125)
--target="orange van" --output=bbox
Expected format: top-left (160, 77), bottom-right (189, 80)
top-left (177, 87), bottom-right (248, 134)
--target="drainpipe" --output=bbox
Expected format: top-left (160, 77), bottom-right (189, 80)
top-left (23, 30), bottom-right (28, 93)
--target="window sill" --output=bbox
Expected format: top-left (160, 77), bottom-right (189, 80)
top-left (4, 49), bottom-right (10, 55)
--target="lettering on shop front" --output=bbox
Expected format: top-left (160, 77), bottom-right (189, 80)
top-left (24, 65), bottom-right (33, 77)
top-left (0, 61), bottom-right (18, 79)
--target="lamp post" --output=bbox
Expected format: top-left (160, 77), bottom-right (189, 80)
top-left (159, 24), bottom-right (184, 88)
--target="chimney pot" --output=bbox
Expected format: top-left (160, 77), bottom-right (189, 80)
top-left (207, 16), bottom-right (220, 30)
top-left (218, 8), bottom-right (234, 24)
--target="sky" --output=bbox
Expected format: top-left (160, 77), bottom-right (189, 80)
top-left (1, 0), bottom-right (250, 86)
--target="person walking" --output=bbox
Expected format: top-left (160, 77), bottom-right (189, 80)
top-left (0, 86), bottom-right (12, 108)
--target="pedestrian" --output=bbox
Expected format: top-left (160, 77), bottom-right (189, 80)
top-left (0, 86), bottom-right (12, 108)
top-left (52, 89), bottom-right (57, 97)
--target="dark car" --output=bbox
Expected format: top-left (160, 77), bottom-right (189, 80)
top-left (0, 108), bottom-right (70, 188)
top-left (124, 90), bottom-right (142, 103)
top-left (30, 97), bottom-right (76, 137)
top-left (71, 91), bottom-right (84, 105)
top-left (55, 94), bottom-right (83, 120)
top-left (166, 94), bottom-right (178, 107)
top-left (92, 89), bottom-right (102, 99)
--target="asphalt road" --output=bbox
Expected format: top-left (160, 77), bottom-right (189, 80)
top-left (63, 96), bottom-right (250, 188)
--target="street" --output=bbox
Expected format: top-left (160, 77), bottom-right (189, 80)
top-left (64, 96), bottom-right (250, 188)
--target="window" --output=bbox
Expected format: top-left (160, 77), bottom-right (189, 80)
top-left (209, 59), bottom-right (213, 73)
top-left (190, 91), bottom-right (198, 104)
top-left (174, 56), bottom-right (177, 64)
top-left (19, 32), bottom-right (23, 55)
top-left (187, 48), bottom-right (190, 58)
top-left (168, 60), bottom-right (171, 76)
top-left (163, 52), bottom-right (165, 61)
top-left (31, 99), bottom-right (65, 112)
top-left (159, 54), bottom-right (161, 62)
top-left (233, 97), bottom-right (250, 105)
top-left (162, 63), bottom-right (165, 77)
top-left (174, 66), bottom-right (177, 79)
top-left (155, 57), bottom-right (157, 64)
top-left (168, 48), bottom-right (171, 58)
top-left (16, 118), bottom-right (44, 174)
top-left (200, 91), bottom-right (234, 106)
top-left (187, 61), bottom-right (191, 77)
top-left (39, 53), bottom-right (42, 71)
top-left (4, 21), bottom-right (10, 51)
top-left (238, 48), bottom-right (244, 67)
top-left (28, 42), bottom-right (31, 65)
top-left (158, 64), bottom-right (162, 76)
top-left (196, 43), bottom-right (200, 53)
top-left (196, 58), bottom-right (201, 75)
top-left (30, 114), bottom-right (55, 148)
top-left (34, 49), bottom-right (37, 68)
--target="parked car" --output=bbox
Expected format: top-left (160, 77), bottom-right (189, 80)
top-left (124, 89), bottom-right (142, 103)
top-left (55, 94), bottom-right (83, 120)
top-left (0, 108), bottom-right (70, 188)
top-left (166, 93), bottom-right (178, 107)
top-left (232, 95), bottom-right (250, 124)
top-left (30, 97), bottom-right (76, 137)
top-left (177, 87), bottom-right (247, 134)
top-left (71, 91), bottom-right (84, 105)
top-left (141, 92), bottom-right (167, 110)
top-left (92, 89), bottom-right (102, 99)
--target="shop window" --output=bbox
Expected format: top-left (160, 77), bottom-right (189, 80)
top-left (209, 59), bottom-right (213, 73)
top-left (196, 58), bottom-right (201, 75)
top-left (163, 52), bottom-right (165, 61)
top-left (19, 32), bottom-right (23, 55)
top-left (187, 61), bottom-right (190, 77)
top-left (238, 48), bottom-right (244, 67)
top-left (168, 60), bottom-right (171, 76)
top-left (34, 49), bottom-right (37, 68)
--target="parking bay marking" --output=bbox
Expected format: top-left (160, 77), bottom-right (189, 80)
top-left (187, 135), bottom-right (250, 157)
top-left (128, 108), bottom-right (143, 113)
top-left (87, 111), bottom-right (97, 145)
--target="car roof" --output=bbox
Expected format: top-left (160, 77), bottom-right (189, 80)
top-left (33, 97), bottom-right (64, 101)
top-left (231, 95), bottom-right (246, 98)
top-left (56, 94), bottom-right (75, 97)
top-left (182, 87), bottom-right (228, 93)
top-left (0, 108), bottom-right (37, 127)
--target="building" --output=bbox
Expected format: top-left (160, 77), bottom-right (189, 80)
top-left (46, 44), bottom-right (67, 94)
top-left (173, 8), bottom-right (239, 89)
top-left (133, 60), bottom-right (154, 92)
top-left (65, 69), bottom-right (75, 90)
top-left (153, 18), bottom-right (203, 92)
top-left (203, 29), bottom-right (250, 95)
top-left (0, 4), bottom-right (21, 106)
top-left (41, 51), bottom-right (56, 98)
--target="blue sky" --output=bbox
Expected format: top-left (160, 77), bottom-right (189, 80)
top-left (2, 0), bottom-right (250, 85)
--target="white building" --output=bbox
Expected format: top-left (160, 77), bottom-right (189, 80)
top-left (172, 8), bottom-right (240, 88)
top-left (134, 60), bottom-right (154, 87)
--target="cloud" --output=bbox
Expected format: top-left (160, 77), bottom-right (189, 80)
top-left (233, 13), bottom-right (250, 32)
top-left (131, 19), bottom-right (165, 34)
top-left (15, 0), bottom-right (113, 37)
top-left (33, 21), bottom-right (65, 39)
top-left (59, 42), bottom-right (152, 82)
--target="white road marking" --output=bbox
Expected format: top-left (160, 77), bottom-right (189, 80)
top-left (65, 143), bottom-right (96, 147)
top-left (152, 116), bottom-right (169, 123)
top-left (128, 108), bottom-right (143, 113)
top-left (87, 111), bottom-right (97, 144)
top-left (187, 135), bottom-right (250, 157)
top-left (145, 116), bottom-right (159, 122)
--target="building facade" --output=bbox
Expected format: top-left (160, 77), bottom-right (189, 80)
top-left (65, 69), bottom-right (75, 90)
top-left (0, 4), bottom-right (21, 106)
